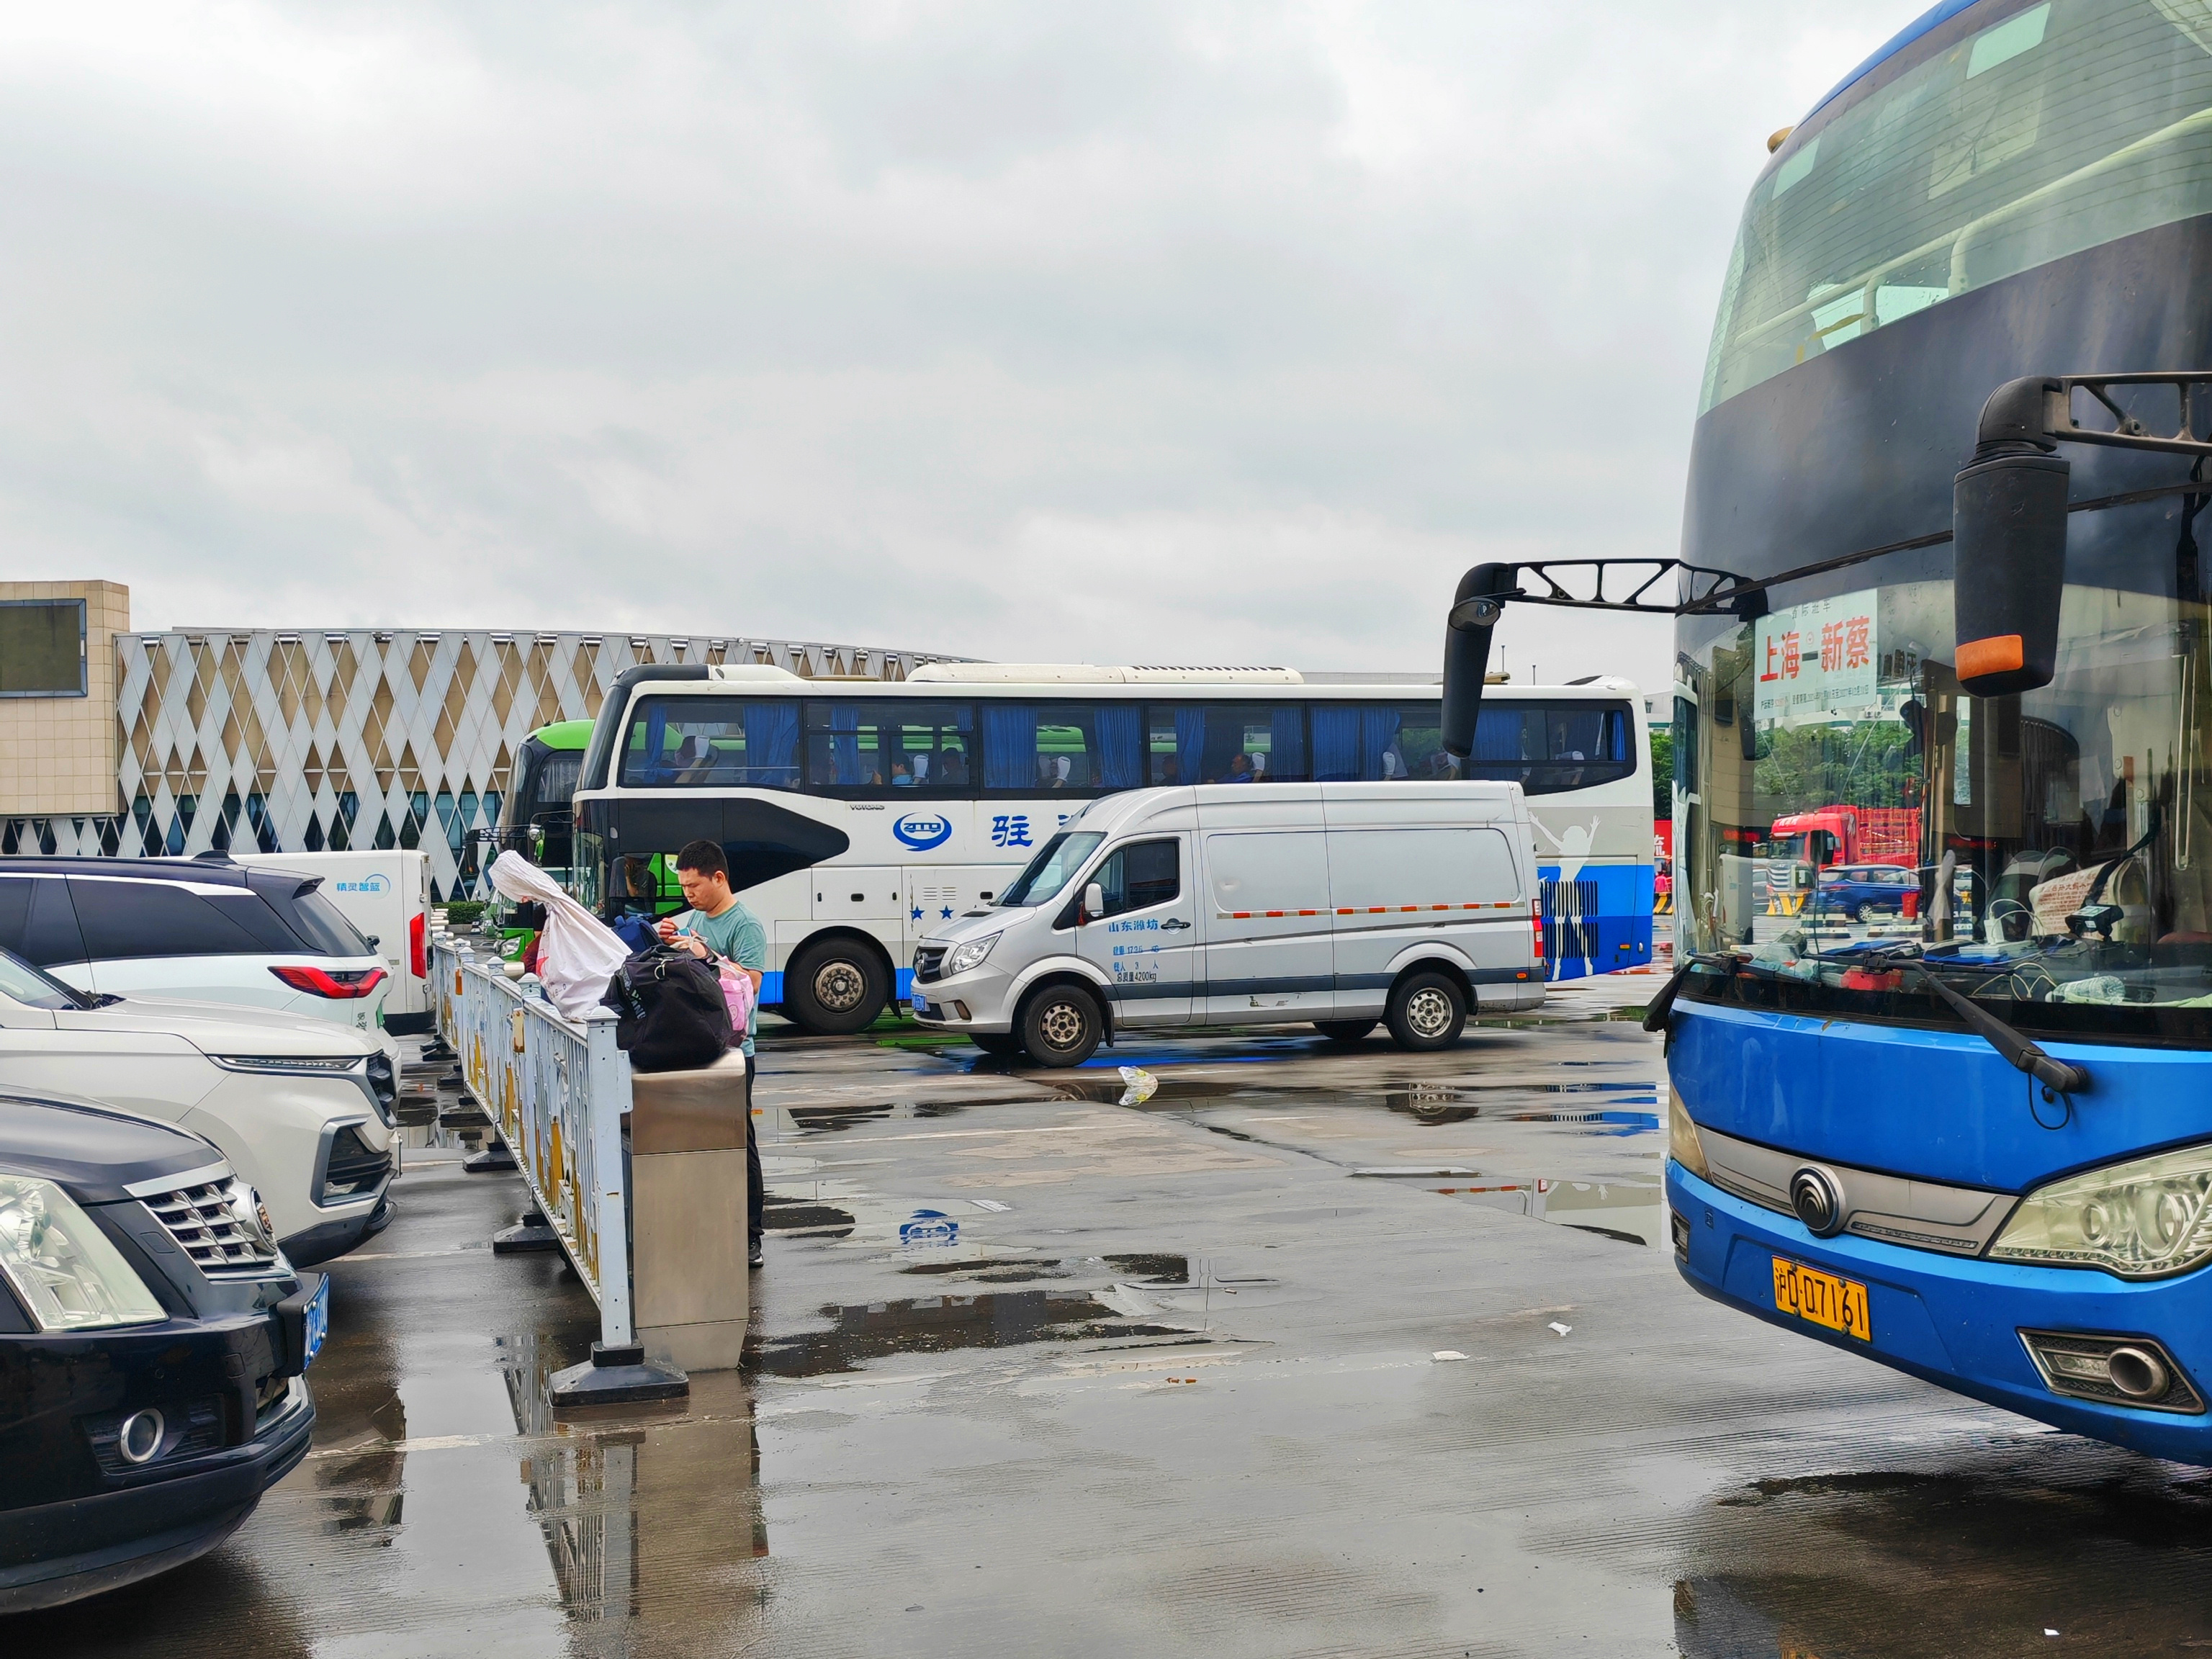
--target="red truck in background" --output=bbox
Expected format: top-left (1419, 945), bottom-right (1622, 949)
top-left (1769, 805), bottom-right (1921, 870)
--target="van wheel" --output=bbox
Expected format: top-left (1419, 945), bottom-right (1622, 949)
top-left (783, 940), bottom-right (887, 1035)
top-left (1313, 1020), bottom-right (1378, 1043)
top-left (1386, 971), bottom-right (1466, 1051)
top-left (969, 1032), bottom-right (1020, 1057)
top-left (1018, 984), bottom-right (1103, 1068)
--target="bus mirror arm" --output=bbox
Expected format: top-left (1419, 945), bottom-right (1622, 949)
top-left (1904, 959), bottom-right (2089, 1097)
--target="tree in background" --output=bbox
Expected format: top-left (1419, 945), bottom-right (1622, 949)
top-left (1649, 727), bottom-right (1673, 821)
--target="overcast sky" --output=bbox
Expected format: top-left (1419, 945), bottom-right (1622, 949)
top-left (0, 1), bottom-right (1930, 697)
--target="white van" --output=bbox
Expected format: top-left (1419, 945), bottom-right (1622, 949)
top-left (233, 852), bottom-right (433, 1034)
top-left (908, 782), bottom-right (1543, 1064)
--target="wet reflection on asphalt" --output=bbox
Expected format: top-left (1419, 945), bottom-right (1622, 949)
top-left (26, 980), bottom-right (2212, 1653)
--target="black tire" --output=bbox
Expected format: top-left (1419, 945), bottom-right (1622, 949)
top-left (783, 938), bottom-right (889, 1035)
top-left (1385, 970), bottom-right (1467, 1052)
top-left (1314, 1020), bottom-right (1378, 1043)
top-left (1853, 902), bottom-right (1875, 924)
top-left (969, 1032), bottom-right (1021, 1057)
top-left (1017, 983), bottom-right (1104, 1067)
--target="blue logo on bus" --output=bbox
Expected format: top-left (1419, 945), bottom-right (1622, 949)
top-left (892, 813), bottom-right (953, 850)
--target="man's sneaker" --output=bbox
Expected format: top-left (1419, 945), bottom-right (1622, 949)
top-left (748, 1240), bottom-right (765, 1269)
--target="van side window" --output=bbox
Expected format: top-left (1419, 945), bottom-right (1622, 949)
top-left (66, 880), bottom-right (274, 961)
top-left (1094, 839), bottom-right (1180, 917)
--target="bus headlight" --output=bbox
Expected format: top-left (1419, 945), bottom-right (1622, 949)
top-left (1990, 1143), bottom-right (2212, 1279)
top-left (1668, 1087), bottom-right (1709, 1180)
top-left (0, 1170), bottom-right (166, 1331)
top-left (945, 934), bottom-right (1000, 976)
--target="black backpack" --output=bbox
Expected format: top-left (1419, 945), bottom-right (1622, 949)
top-left (601, 946), bottom-right (732, 1074)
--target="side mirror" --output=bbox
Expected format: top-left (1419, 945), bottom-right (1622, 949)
top-left (1084, 882), bottom-right (1105, 922)
top-left (1442, 562), bottom-right (1514, 757)
top-left (1954, 377), bottom-right (2069, 697)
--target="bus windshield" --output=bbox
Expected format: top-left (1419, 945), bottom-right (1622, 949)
top-left (1701, 0), bottom-right (2212, 412)
top-left (995, 833), bottom-right (1105, 907)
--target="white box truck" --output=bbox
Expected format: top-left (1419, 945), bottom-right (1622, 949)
top-left (233, 851), bottom-right (435, 1035)
top-left (908, 781), bottom-right (1543, 1064)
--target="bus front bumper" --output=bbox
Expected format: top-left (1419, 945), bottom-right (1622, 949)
top-left (1667, 1161), bottom-right (2212, 1465)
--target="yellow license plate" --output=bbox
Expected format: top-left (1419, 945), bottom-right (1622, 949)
top-left (1772, 1256), bottom-right (1871, 1341)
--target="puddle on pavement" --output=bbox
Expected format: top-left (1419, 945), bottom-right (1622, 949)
top-left (756, 1287), bottom-right (1193, 1377)
top-left (786, 1100), bottom-right (973, 1136)
top-left (1673, 1456), bottom-right (2212, 1655)
top-left (763, 1193), bottom-right (858, 1233)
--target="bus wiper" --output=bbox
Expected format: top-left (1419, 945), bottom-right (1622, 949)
top-left (1899, 956), bottom-right (2090, 1095)
top-left (1640, 953), bottom-right (1739, 1033)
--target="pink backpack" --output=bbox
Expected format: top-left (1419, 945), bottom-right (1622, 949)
top-left (715, 961), bottom-right (756, 1040)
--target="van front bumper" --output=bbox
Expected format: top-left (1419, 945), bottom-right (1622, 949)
top-left (907, 966), bottom-right (1017, 1033)
top-left (1668, 1161), bottom-right (2212, 1464)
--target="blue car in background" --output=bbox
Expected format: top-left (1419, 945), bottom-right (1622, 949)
top-left (1815, 864), bottom-right (1915, 924)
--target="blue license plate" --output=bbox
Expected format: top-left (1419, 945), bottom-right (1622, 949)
top-left (302, 1276), bottom-right (331, 1368)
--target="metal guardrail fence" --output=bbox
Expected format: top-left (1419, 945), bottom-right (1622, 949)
top-left (431, 940), bottom-right (634, 1349)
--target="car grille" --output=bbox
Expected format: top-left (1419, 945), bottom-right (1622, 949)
top-left (914, 945), bottom-right (946, 984)
top-left (143, 1177), bottom-right (284, 1277)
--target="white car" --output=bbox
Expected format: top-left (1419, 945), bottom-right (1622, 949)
top-left (0, 949), bottom-right (396, 1266)
top-left (0, 856), bottom-right (392, 1042)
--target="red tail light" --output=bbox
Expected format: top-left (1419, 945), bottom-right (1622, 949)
top-left (271, 965), bottom-right (387, 1000)
top-left (409, 912), bottom-right (427, 979)
top-left (1532, 908), bottom-right (1546, 961)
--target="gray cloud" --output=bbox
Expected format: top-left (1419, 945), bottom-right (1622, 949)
top-left (0, 1), bottom-right (1929, 697)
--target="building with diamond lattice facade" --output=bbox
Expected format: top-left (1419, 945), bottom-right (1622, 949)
top-left (0, 583), bottom-right (963, 899)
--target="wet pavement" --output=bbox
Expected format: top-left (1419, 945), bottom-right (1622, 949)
top-left (20, 978), bottom-right (2212, 1655)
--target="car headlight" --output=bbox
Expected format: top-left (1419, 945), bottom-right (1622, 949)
top-left (0, 1169), bottom-right (166, 1331)
top-left (1990, 1142), bottom-right (2212, 1279)
top-left (208, 1054), bottom-right (360, 1074)
top-left (1668, 1086), bottom-right (1709, 1180)
top-left (945, 934), bottom-right (1001, 976)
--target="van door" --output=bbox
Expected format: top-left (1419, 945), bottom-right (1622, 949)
top-left (1198, 830), bottom-right (1334, 1022)
top-left (1075, 835), bottom-right (1196, 1025)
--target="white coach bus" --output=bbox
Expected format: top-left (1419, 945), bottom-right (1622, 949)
top-left (565, 663), bottom-right (1653, 1034)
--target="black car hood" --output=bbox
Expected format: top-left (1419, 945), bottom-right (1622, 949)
top-left (0, 1092), bottom-right (222, 1204)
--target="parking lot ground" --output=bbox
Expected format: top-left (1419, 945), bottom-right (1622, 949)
top-left (21, 980), bottom-right (2212, 1655)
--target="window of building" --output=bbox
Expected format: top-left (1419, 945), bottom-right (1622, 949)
top-left (0, 600), bottom-right (86, 697)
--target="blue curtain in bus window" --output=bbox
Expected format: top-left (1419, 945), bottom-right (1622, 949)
top-left (1474, 705), bottom-right (1525, 764)
top-left (1603, 709), bottom-right (1627, 761)
top-left (1268, 706), bottom-right (1304, 780)
top-left (1174, 708), bottom-right (1205, 786)
top-left (1311, 707), bottom-right (1358, 780)
top-left (745, 701), bottom-right (799, 787)
top-left (1361, 708), bottom-right (1402, 779)
top-left (830, 703), bottom-right (865, 785)
top-left (982, 705), bottom-right (1039, 790)
top-left (1095, 705), bottom-right (1142, 788)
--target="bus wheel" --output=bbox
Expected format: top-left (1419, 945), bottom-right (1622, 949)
top-left (1386, 971), bottom-right (1466, 1051)
top-left (1313, 1020), bottom-right (1378, 1043)
top-left (969, 1032), bottom-right (1020, 1057)
top-left (1017, 984), bottom-right (1103, 1068)
top-left (785, 939), bottom-right (887, 1035)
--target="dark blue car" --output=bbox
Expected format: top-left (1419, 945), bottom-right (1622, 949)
top-left (1815, 864), bottom-right (1915, 923)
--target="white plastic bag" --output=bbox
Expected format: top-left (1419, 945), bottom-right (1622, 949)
top-left (487, 851), bottom-right (631, 1023)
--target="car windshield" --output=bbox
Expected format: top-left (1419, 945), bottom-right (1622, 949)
top-left (1701, 0), bottom-right (2212, 412)
top-left (996, 832), bottom-right (1105, 907)
top-left (0, 949), bottom-right (91, 1011)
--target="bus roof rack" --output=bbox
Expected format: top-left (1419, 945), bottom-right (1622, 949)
top-left (907, 663), bottom-right (1304, 684)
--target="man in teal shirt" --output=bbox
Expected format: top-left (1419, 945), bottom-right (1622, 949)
top-left (658, 837), bottom-right (769, 1266)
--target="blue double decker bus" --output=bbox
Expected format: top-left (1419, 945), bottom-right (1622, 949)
top-left (1446, 0), bottom-right (2212, 1462)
